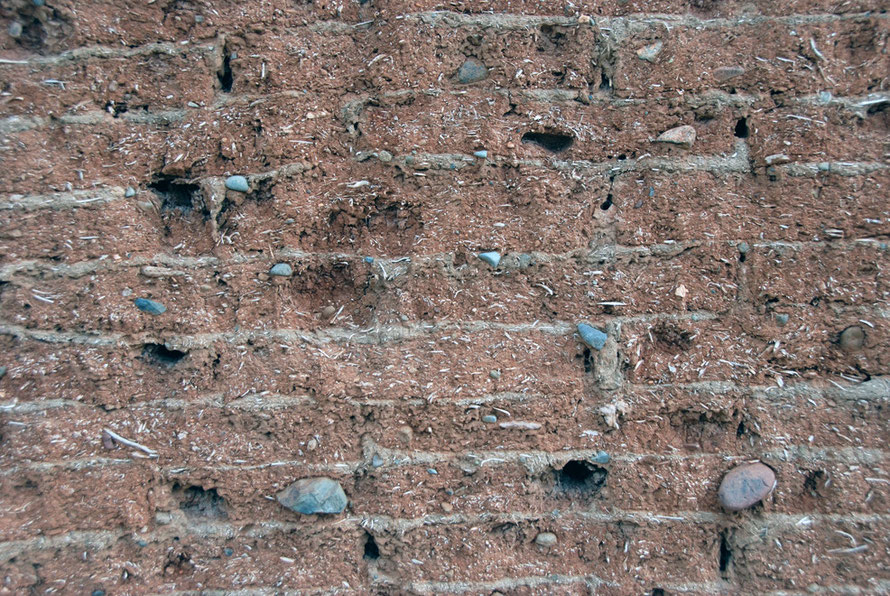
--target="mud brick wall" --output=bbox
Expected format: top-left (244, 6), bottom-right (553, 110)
top-left (1, 0), bottom-right (889, 593)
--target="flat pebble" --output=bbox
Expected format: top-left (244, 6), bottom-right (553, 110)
top-left (577, 323), bottom-right (607, 351)
top-left (592, 450), bottom-right (610, 464)
top-left (713, 66), bottom-right (745, 81)
top-left (277, 477), bottom-right (347, 515)
top-left (133, 298), bottom-right (167, 315)
top-left (125, 186), bottom-right (136, 198)
top-left (371, 454), bottom-right (384, 468)
top-left (225, 175), bottom-right (249, 192)
top-left (655, 125), bottom-right (696, 149)
top-left (718, 462), bottom-right (776, 511)
top-left (489, 370), bottom-right (501, 380)
top-left (482, 415), bottom-right (497, 423)
top-left (457, 58), bottom-right (488, 84)
top-left (478, 251), bottom-right (501, 267)
top-left (269, 263), bottom-right (293, 277)
top-left (636, 41), bottom-right (663, 62)
top-left (473, 150), bottom-right (488, 158)
top-left (535, 532), bottom-right (558, 547)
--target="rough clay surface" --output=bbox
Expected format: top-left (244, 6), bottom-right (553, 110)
top-left (0, 0), bottom-right (889, 594)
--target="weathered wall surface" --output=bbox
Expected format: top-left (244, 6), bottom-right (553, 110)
top-left (0, 0), bottom-right (888, 593)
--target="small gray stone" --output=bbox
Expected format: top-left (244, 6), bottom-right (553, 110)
top-left (775, 313), bottom-right (789, 327)
top-left (737, 242), bottom-right (749, 254)
top-left (718, 462), bottom-right (776, 511)
top-left (223, 547), bottom-right (234, 556)
top-left (194, 14), bottom-right (204, 23)
top-left (534, 532), bottom-right (558, 547)
top-left (482, 415), bottom-right (497, 424)
top-left (427, 468), bottom-right (438, 475)
top-left (133, 298), bottom-right (167, 315)
top-left (456, 58), bottom-right (488, 84)
top-left (8, 22), bottom-right (23, 38)
top-left (489, 369), bottom-right (501, 380)
top-left (225, 175), bottom-right (249, 192)
top-left (655, 125), bottom-right (696, 149)
top-left (839, 326), bottom-right (865, 351)
top-left (473, 150), bottom-right (488, 159)
top-left (764, 153), bottom-right (790, 166)
top-left (636, 41), bottom-right (663, 63)
top-left (577, 323), bottom-right (607, 351)
top-left (277, 477), bottom-right (347, 515)
top-left (0, 366), bottom-right (6, 379)
top-left (269, 263), bottom-right (293, 277)
top-left (125, 186), bottom-right (136, 198)
top-left (478, 251), bottom-right (501, 267)
top-left (517, 253), bottom-right (534, 269)
top-left (591, 450), bottom-right (610, 465)
top-left (371, 454), bottom-right (384, 468)
top-left (713, 66), bottom-right (745, 82)
top-left (377, 150), bottom-right (393, 163)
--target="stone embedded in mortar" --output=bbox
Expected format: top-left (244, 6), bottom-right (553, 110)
top-left (473, 150), bottom-right (488, 159)
top-left (225, 175), bottom-right (249, 192)
top-left (577, 323), bottom-right (607, 351)
top-left (717, 462), bottom-right (776, 511)
top-left (775, 313), bottom-right (789, 327)
top-left (133, 297), bottom-right (167, 315)
top-left (125, 186), bottom-right (136, 198)
top-left (839, 325), bottom-right (865, 351)
top-left (636, 41), bottom-right (663, 63)
top-left (269, 263), bottom-right (293, 277)
top-left (655, 125), bottom-right (696, 149)
top-left (478, 251), bottom-right (501, 268)
top-left (713, 66), bottom-right (745, 82)
top-left (456, 58), bottom-right (489, 84)
top-left (535, 532), bottom-right (558, 547)
top-left (592, 450), bottom-right (610, 465)
top-left (482, 414), bottom-right (497, 423)
top-left (277, 477), bottom-right (347, 515)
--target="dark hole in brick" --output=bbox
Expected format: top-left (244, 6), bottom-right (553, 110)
top-left (804, 470), bottom-right (827, 495)
top-left (599, 72), bottom-right (612, 92)
top-left (149, 176), bottom-right (200, 213)
top-left (363, 532), bottom-right (380, 559)
top-left (218, 48), bottom-right (233, 92)
top-left (104, 100), bottom-right (127, 118)
top-left (734, 117), bottom-right (749, 138)
top-left (651, 590), bottom-right (666, 596)
top-left (556, 460), bottom-right (607, 493)
top-left (142, 343), bottom-right (187, 367)
top-left (617, 154), bottom-right (626, 160)
top-left (718, 530), bottom-right (732, 577)
top-left (736, 420), bottom-right (746, 437)
top-left (173, 483), bottom-right (227, 519)
top-left (738, 252), bottom-right (746, 263)
top-left (521, 131), bottom-right (574, 153)
top-left (866, 100), bottom-right (889, 115)
top-left (600, 194), bottom-right (613, 210)
top-left (580, 346), bottom-right (592, 373)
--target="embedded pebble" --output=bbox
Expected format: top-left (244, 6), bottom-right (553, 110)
top-left (457, 58), bottom-right (489, 84)
top-left (269, 263), bottom-right (293, 277)
top-left (636, 41), bottom-right (663, 63)
top-left (775, 313), bottom-right (789, 327)
top-left (718, 462), bottom-right (776, 511)
top-left (223, 547), bottom-right (234, 556)
top-left (765, 153), bottom-right (791, 166)
top-left (133, 298), bottom-right (167, 315)
top-left (478, 251), bottom-right (501, 267)
top-left (321, 305), bottom-right (336, 318)
top-left (499, 421), bottom-right (541, 430)
top-left (371, 454), bottom-right (384, 468)
top-left (839, 326), bottom-right (865, 351)
top-left (364, 256), bottom-right (374, 264)
top-left (737, 242), bottom-right (749, 254)
top-left (592, 450), bottom-right (610, 465)
top-left (482, 415), bottom-right (497, 424)
top-left (377, 150), bottom-right (393, 163)
top-left (655, 125), bottom-right (696, 149)
top-left (473, 150), bottom-right (488, 159)
top-left (577, 323), bottom-right (608, 351)
top-left (0, 366), bottom-right (6, 379)
top-left (125, 186), bottom-right (136, 198)
top-left (8, 22), bottom-right (23, 38)
top-left (535, 532), bottom-right (558, 547)
top-left (713, 66), bottom-right (745, 81)
top-left (427, 468), bottom-right (438, 475)
top-left (489, 370), bottom-right (501, 380)
top-left (277, 477), bottom-right (347, 515)
top-left (225, 175), bottom-right (249, 192)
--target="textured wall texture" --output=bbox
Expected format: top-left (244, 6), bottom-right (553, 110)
top-left (0, 0), bottom-right (889, 593)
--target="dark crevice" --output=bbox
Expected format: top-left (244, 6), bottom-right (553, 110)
top-left (218, 45), bottom-right (234, 93)
top-left (600, 193), bottom-right (613, 210)
top-left (718, 529), bottom-right (733, 578)
top-left (734, 117), bottom-right (749, 138)
top-left (599, 72), bottom-right (612, 92)
top-left (363, 532), bottom-right (380, 560)
top-left (142, 343), bottom-right (187, 367)
top-left (149, 175), bottom-right (200, 213)
top-left (556, 460), bottom-right (607, 494)
top-left (173, 484), bottom-right (227, 519)
top-left (521, 131), bottom-right (574, 153)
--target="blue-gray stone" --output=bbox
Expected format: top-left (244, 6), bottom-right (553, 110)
top-left (427, 468), bottom-right (438, 475)
top-left (277, 477), bottom-right (347, 515)
top-left (482, 415), bottom-right (497, 423)
top-left (225, 175), bottom-right (249, 192)
top-left (577, 323), bottom-right (607, 351)
top-left (223, 547), bottom-right (234, 556)
top-left (517, 253), bottom-right (534, 269)
top-left (125, 186), bottom-right (136, 198)
top-left (473, 150), bottom-right (488, 159)
top-left (371, 454), bottom-right (384, 468)
top-left (775, 313), bottom-right (789, 327)
top-left (737, 242), bottom-right (749, 254)
top-left (592, 450), bottom-right (610, 464)
top-left (0, 366), bottom-right (6, 379)
top-left (457, 58), bottom-right (488, 84)
top-left (478, 251), bottom-right (501, 267)
top-left (33, 0), bottom-right (45, 5)
top-left (364, 256), bottom-right (375, 264)
top-left (269, 263), bottom-right (293, 277)
top-left (134, 298), bottom-right (166, 315)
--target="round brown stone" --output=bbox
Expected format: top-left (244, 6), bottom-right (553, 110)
top-left (718, 463), bottom-right (776, 511)
top-left (839, 326), bottom-right (865, 351)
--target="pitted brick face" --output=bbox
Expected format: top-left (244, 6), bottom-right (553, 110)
top-left (0, 1), bottom-right (888, 594)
